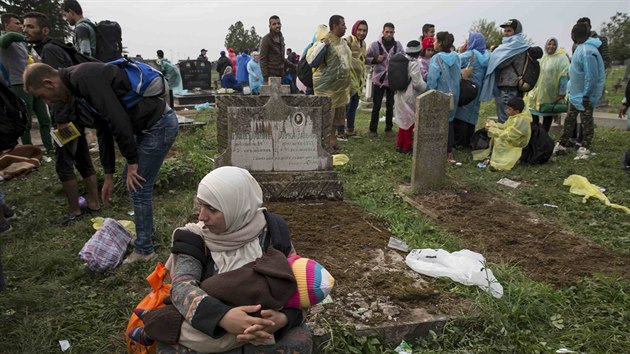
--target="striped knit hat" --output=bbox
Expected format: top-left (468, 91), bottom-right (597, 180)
top-left (285, 255), bottom-right (335, 309)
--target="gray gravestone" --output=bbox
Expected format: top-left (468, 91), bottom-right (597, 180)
top-left (411, 90), bottom-right (450, 190)
top-left (215, 77), bottom-right (343, 200)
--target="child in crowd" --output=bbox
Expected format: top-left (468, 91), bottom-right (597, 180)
top-left (483, 97), bottom-right (532, 170)
top-left (394, 40), bottom-right (427, 155)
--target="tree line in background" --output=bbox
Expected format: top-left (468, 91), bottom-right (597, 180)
top-left (0, 0), bottom-right (70, 40)
top-left (224, 21), bottom-right (261, 54)
top-left (601, 12), bottom-right (630, 63)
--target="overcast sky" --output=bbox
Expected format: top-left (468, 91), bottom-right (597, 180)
top-left (78, 0), bottom-right (629, 62)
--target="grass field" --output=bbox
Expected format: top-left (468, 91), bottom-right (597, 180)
top-left (0, 68), bottom-right (628, 353)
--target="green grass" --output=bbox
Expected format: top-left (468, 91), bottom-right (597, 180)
top-left (1, 98), bottom-right (629, 352)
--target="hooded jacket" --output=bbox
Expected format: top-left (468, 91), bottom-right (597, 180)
top-left (235, 52), bottom-right (251, 83)
top-left (394, 55), bottom-right (426, 130)
top-left (480, 33), bottom-right (529, 101)
top-left (427, 51), bottom-right (462, 121)
top-left (525, 38), bottom-right (570, 115)
top-left (568, 37), bottom-right (605, 111)
top-left (366, 35), bottom-right (404, 88)
top-left (456, 46), bottom-right (490, 125)
top-left (345, 33), bottom-right (367, 96)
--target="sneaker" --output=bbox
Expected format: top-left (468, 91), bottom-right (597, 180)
top-left (2, 204), bottom-right (16, 220)
top-left (123, 252), bottom-right (157, 265)
top-left (574, 147), bottom-right (591, 160)
top-left (346, 129), bottom-right (356, 137)
top-left (553, 143), bottom-right (568, 155)
top-left (336, 134), bottom-right (348, 142)
top-left (0, 219), bottom-right (12, 234)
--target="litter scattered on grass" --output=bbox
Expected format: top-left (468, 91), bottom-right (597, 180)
top-left (59, 340), bottom-right (70, 352)
top-left (564, 174), bottom-right (630, 215)
top-left (394, 340), bottom-right (413, 354)
top-left (332, 154), bottom-right (349, 166)
top-left (406, 249), bottom-right (503, 298)
top-left (387, 236), bottom-right (409, 252)
top-left (543, 203), bottom-right (559, 208)
top-left (497, 178), bottom-right (521, 188)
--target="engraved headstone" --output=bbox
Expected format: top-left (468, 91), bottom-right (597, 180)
top-left (179, 60), bottom-right (212, 90)
top-left (215, 77), bottom-right (343, 200)
top-left (411, 90), bottom-right (450, 190)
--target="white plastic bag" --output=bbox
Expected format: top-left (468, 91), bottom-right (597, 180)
top-left (405, 249), bottom-right (503, 298)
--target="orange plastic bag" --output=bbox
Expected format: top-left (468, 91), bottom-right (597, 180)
top-left (126, 262), bottom-right (172, 354)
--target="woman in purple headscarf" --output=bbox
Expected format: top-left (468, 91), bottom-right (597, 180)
top-left (454, 32), bottom-right (490, 148)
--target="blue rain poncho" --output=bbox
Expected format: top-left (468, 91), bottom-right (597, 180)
top-left (479, 33), bottom-right (529, 101)
top-left (247, 58), bottom-right (263, 94)
top-left (568, 37), bottom-right (605, 111)
top-left (525, 38), bottom-right (570, 115)
top-left (427, 51), bottom-right (461, 121)
top-left (455, 33), bottom-right (490, 125)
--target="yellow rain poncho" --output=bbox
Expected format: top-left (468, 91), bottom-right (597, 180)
top-left (486, 110), bottom-right (532, 170)
top-left (563, 175), bottom-right (630, 215)
top-left (308, 32), bottom-right (352, 108)
top-left (524, 39), bottom-right (570, 114)
top-left (345, 33), bottom-right (367, 97)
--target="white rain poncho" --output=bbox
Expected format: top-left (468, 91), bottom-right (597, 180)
top-left (394, 56), bottom-right (427, 130)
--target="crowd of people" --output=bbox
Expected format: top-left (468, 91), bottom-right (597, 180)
top-left (0, 1), bottom-right (620, 351)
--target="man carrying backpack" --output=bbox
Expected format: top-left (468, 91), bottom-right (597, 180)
top-left (480, 19), bottom-right (535, 123)
top-left (62, 0), bottom-right (96, 57)
top-left (24, 61), bottom-right (179, 264)
top-left (366, 22), bottom-right (404, 136)
top-left (0, 13), bottom-right (54, 153)
top-left (23, 11), bottom-right (100, 225)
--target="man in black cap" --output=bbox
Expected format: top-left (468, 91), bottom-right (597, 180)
top-left (481, 19), bottom-right (534, 123)
top-left (197, 48), bottom-right (208, 61)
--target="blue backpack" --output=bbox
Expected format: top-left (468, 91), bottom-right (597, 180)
top-left (107, 58), bottom-right (166, 108)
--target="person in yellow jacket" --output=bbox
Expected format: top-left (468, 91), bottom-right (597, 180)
top-left (339, 20), bottom-right (368, 139)
top-left (484, 97), bottom-right (532, 170)
top-left (307, 15), bottom-right (352, 152)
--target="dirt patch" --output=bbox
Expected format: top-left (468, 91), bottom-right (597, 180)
top-left (266, 201), bottom-right (469, 329)
top-left (409, 188), bottom-right (630, 286)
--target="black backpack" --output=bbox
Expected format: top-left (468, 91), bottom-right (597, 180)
top-left (297, 55), bottom-right (313, 89)
top-left (387, 52), bottom-right (410, 91)
top-left (512, 47), bottom-right (543, 92)
top-left (470, 128), bottom-right (490, 151)
top-left (86, 20), bottom-right (123, 62)
top-left (0, 81), bottom-right (28, 151)
top-left (519, 122), bottom-right (554, 165)
top-left (49, 39), bottom-right (100, 65)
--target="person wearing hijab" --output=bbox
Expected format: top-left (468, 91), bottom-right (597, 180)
top-left (419, 37), bottom-right (435, 81)
top-left (454, 32), bottom-right (490, 148)
top-left (524, 38), bottom-right (570, 132)
top-left (394, 40), bottom-right (426, 154)
top-left (247, 51), bottom-right (264, 94)
top-left (220, 66), bottom-right (242, 92)
top-left (427, 31), bottom-right (461, 162)
top-left (150, 167), bottom-right (303, 352)
top-left (227, 48), bottom-right (237, 76)
top-left (341, 20), bottom-right (368, 139)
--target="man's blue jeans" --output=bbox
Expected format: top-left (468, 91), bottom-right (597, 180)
top-left (495, 88), bottom-right (520, 123)
top-left (339, 93), bottom-right (359, 133)
top-left (128, 108), bottom-right (179, 255)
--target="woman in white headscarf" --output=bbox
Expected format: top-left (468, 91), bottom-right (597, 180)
top-left (154, 167), bottom-right (300, 353)
top-left (525, 38), bottom-right (570, 132)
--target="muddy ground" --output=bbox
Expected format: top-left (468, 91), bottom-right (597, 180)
top-left (267, 190), bottom-right (629, 329)
top-left (267, 201), bottom-right (469, 330)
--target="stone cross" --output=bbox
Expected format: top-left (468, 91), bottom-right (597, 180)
top-left (411, 90), bottom-right (451, 191)
top-left (260, 77), bottom-right (291, 96)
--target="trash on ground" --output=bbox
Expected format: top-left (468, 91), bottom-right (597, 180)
top-left (394, 340), bottom-right (413, 354)
top-left (194, 102), bottom-right (213, 110)
top-left (543, 203), bottom-right (559, 208)
top-left (563, 174), bottom-right (630, 215)
top-left (497, 178), bottom-right (521, 188)
top-left (406, 248), bottom-right (503, 298)
top-left (59, 340), bottom-right (70, 352)
top-left (387, 236), bottom-right (409, 252)
top-left (332, 154), bottom-right (349, 166)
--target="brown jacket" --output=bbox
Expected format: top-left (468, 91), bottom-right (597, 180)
top-left (259, 32), bottom-right (294, 79)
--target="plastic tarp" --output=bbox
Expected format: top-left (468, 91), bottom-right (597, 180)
top-left (406, 248), bottom-right (503, 298)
